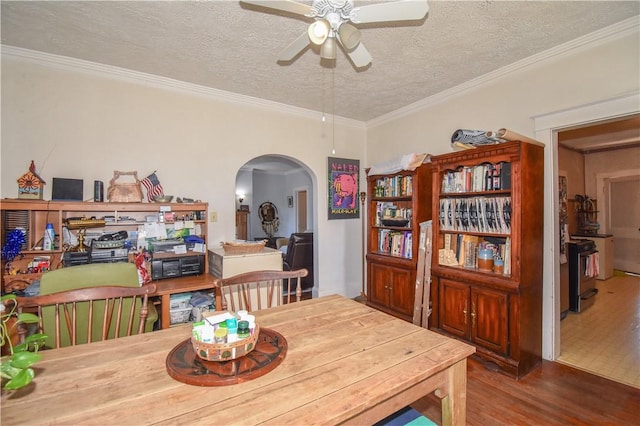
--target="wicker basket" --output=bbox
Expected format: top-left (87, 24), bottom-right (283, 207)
top-left (191, 324), bottom-right (260, 361)
top-left (221, 240), bottom-right (266, 255)
top-left (107, 170), bottom-right (144, 203)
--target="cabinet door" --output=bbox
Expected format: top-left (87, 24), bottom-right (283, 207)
top-left (369, 262), bottom-right (391, 307)
top-left (471, 287), bottom-right (509, 355)
top-left (439, 278), bottom-right (470, 339)
top-left (386, 264), bottom-right (414, 318)
top-left (369, 262), bottom-right (414, 318)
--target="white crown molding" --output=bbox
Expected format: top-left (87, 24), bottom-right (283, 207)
top-left (2, 14), bottom-right (637, 131)
top-left (533, 90), bottom-right (640, 132)
top-left (0, 44), bottom-right (365, 130)
top-left (367, 16), bottom-right (640, 128)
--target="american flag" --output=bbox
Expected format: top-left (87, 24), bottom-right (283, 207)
top-left (141, 172), bottom-right (164, 202)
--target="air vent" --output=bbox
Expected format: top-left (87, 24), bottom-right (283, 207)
top-left (2, 210), bottom-right (30, 251)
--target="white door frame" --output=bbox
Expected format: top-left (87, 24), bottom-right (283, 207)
top-left (533, 91), bottom-right (640, 361)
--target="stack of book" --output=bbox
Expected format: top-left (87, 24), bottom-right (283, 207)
top-left (441, 162), bottom-right (511, 193)
top-left (439, 196), bottom-right (511, 234)
top-left (378, 229), bottom-right (413, 259)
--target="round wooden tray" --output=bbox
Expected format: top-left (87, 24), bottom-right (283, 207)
top-left (166, 327), bottom-right (287, 386)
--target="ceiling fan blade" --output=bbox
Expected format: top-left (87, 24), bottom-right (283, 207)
top-left (351, 0), bottom-right (429, 24)
top-left (277, 31), bottom-right (311, 62)
top-left (240, 1), bottom-right (312, 17)
top-left (344, 41), bottom-right (372, 68)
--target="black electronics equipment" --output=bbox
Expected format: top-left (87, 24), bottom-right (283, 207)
top-left (89, 239), bottom-right (129, 264)
top-left (94, 180), bottom-right (104, 202)
top-left (151, 255), bottom-right (204, 280)
top-left (62, 251), bottom-right (90, 266)
top-left (97, 230), bottom-right (128, 242)
top-left (52, 178), bottom-right (84, 201)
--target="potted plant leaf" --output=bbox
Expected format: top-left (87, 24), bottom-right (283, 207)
top-left (1, 294), bottom-right (47, 391)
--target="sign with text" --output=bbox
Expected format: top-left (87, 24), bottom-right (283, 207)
top-left (328, 157), bottom-right (360, 220)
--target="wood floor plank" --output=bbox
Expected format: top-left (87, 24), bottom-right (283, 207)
top-left (412, 357), bottom-right (640, 425)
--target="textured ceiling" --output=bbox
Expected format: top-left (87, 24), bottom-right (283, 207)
top-left (2, 1), bottom-right (639, 123)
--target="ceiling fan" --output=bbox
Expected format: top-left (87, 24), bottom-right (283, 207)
top-left (240, 0), bottom-right (429, 68)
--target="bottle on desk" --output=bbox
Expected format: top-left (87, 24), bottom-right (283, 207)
top-left (43, 223), bottom-right (55, 251)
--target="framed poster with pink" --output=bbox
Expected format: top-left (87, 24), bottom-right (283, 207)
top-left (328, 157), bottom-right (360, 220)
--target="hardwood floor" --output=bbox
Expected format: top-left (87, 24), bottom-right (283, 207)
top-left (412, 274), bottom-right (640, 425)
top-left (412, 357), bottom-right (640, 425)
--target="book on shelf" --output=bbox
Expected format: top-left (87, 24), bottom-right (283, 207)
top-left (458, 234), bottom-right (479, 268)
top-left (377, 229), bottom-right (413, 259)
top-left (375, 175), bottom-right (414, 197)
top-left (442, 233), bottom-right (509, 272)
top-left (439, 196), bottom-right (511, 234)
top-left (404, 232), bottom-right (413, 258)
top-left (441, 161), bottom-right (512, 193)
top-left (503, 237), bottom-right (511, 275)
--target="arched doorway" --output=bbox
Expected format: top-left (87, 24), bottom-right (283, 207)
top-left (235, 154), bottom-right (318, 297)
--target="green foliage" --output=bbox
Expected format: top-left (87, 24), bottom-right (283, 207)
top-left (1, 293), bottom-right (47, 391)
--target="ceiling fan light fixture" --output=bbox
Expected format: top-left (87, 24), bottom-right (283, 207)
top-left (320, 37), bottom-right (337, 60)
top-left (308, 20), bottom-right (330, 45)
top-left (337, 23), bottom-right (361, 51)
top-left (242, 0), bottom-right (431, 70)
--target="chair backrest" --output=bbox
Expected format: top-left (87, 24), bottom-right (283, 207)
top-left (16, 284), bottom-right (156, 349)
top-left (39, 263), bottom-right (140, 294)
top-left (37, 263), bottom-right (158, 347)
top-left (282, 232), bottom-right (314, 292)
top-left (218, 269), bottom-right (308, 312)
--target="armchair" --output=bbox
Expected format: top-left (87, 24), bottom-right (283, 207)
top-left (282, 233), bottom-right (314, 295)
top-left (35, 263), bottom-right (158, 347)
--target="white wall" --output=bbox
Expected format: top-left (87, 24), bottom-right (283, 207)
top-left (585, 146), bottom-right (640, 197)
top-left (0, 51), bottom-right (367, 299)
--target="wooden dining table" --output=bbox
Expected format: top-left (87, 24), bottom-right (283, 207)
top-left (1, 294), bottom-right (475, 425)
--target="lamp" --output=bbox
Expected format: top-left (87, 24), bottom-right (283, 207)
top-left (337, 23), bottom-right (361, 51)
top-left (64, 217), bottom-right (106, 253)
top-left (308, 20), bottom-right (329, 45)
top-left (320, 37), bottom-right (337, 60)
top-left (237, 193), bottom-right (245, 203)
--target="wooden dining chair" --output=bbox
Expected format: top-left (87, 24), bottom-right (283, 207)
top-left (16, 284), bottom-right (156, 349)
top-left (218, 269), bottom-right (308, 312)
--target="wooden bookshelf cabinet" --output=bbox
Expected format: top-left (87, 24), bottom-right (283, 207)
top-left (1, 199), bottom-right (209, 290)
top-left (429, 141), bottom-right (543, 378)
top-left (365, 163), bottom-right (432, 322)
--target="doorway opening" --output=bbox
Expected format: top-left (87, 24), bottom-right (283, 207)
top-left (597, 170), bottom-right (640, 275)
top-left (295, 189), bottom-right (308, 233)
top-left (533, 91), bottom-right (639, 363)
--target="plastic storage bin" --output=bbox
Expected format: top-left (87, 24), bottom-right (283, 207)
top-left (170, 293), bottom-right (192, 310)
top-left (170, 307), bottom-right (192, 325)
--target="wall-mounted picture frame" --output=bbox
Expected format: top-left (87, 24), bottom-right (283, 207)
top-left (239, 204), bottom-right (250, 212)
top-left (287, 196), bottom-right (293, 208)
top-left (328, 157), bottom-right (360, 220)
